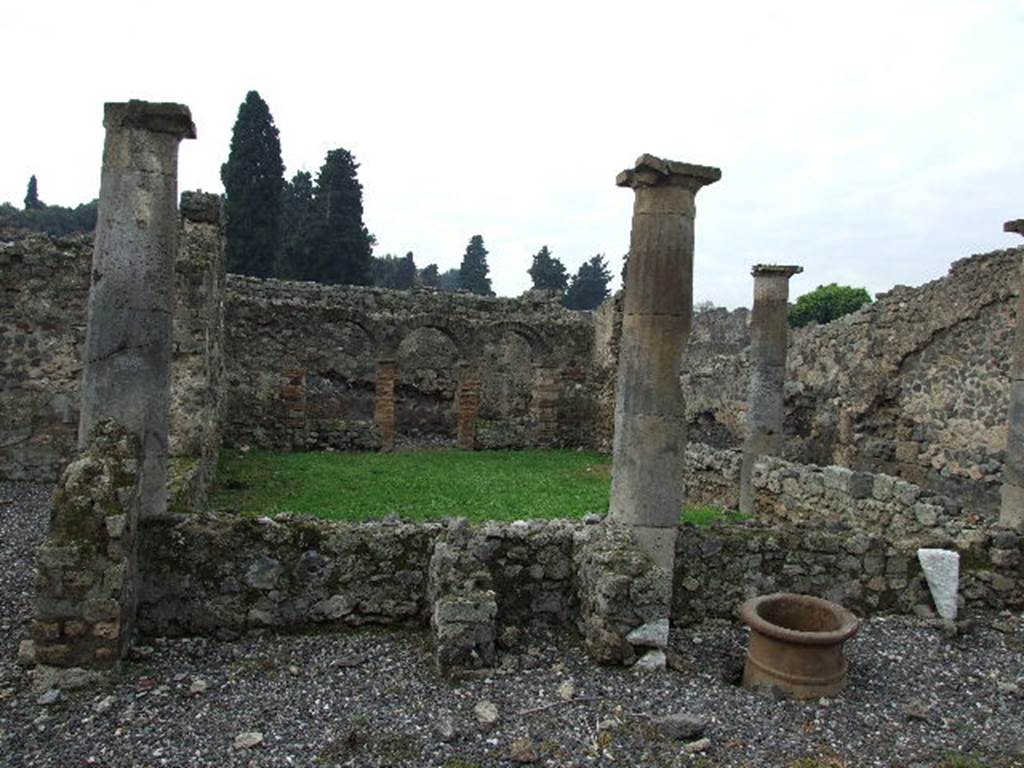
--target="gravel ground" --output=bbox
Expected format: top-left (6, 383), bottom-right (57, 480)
top-left (2, 480), bottom-right (1023, 768)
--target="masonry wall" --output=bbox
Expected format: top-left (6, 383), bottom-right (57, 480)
top-left (0, 197), bottom-right (228, 511)
top-left (135, 462), bottom-right (1023, 639)
top-left (222, 279), bottom-right (598, 452)
top-left (680, 247), bottom-right (1023, 513)
top-left (0, 233), bottom-right (91, 481)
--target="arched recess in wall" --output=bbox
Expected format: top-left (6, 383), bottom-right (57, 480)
top-left (477, 322), bottom-right (553, 449)
top-left (396, 325), bottom-right (461, 444)
top-left (304, 319), bottom-right (378, 425)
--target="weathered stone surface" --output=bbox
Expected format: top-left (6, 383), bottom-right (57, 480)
top-left (32, 420), bottom-right (141, 668)
top-left (650, 712), bottom-right (708, 741)
top-left (740, 265), bottom-right (801, 515)
top-left (79, 101), bottom-right (194, 521)
top-left (625, 618), bottom-right (669, 649)
top-left (918, 548), bottom-right (960, 620)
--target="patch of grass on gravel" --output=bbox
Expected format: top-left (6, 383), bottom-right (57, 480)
top-left (212, 449), bottom-right (748, 524)
top-left (681, 504), bottom-right (751, 526)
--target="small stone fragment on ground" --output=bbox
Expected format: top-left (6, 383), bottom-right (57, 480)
top-left (509, 736), bottom-right (539, 763)
top-left (557, 680), bottom-right (575, 701)
top-left (900, 700), bottom-right (931, 721)
top-left (474, 700), bottom-right (499, 726)
top-left (234, 731), bottom-right (264, 749)
top-left (650, 711), bottom-right (708, 741)
top-left (188, 678), bottom-right (208, 695)
top-left (17, 639), bottom-right (36, 667)
top-left (36, 689), bottom-right (60, 706)
top-left (626, 619), bottom-right (670, 649)
top-left (434, 715), bottom-right (459, 742)
top-left (634, 649), bottom-right (666, 671)
top-left (94, 695), bottom-right (116, 714)
top-left (683, 737), bottom-right (712, 754)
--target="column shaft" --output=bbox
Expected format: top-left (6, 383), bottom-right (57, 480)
top-left (608, 155), bottom-right (720, 567)
top-left (1001, 219), bottom-right (1024, 528)
top-left (78, 101), bottom-right (195, 519)
top-left (739, 265), bottom-right (802, 515)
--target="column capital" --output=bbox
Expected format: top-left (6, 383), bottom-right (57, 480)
top-left (1005, 220), bottom-right (1024, 237)
top-left (105, 101), bottom-right (196, 139)
top-left (751, 264), bottom-right (803, 279)
top-left (616, 153), bottom-right (721, 191)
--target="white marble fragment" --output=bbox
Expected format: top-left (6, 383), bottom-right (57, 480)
top-left (917, 548), bottom-right (960, 620)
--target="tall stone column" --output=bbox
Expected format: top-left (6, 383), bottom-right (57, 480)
top-left (455, 361), bottom-right (480, 449)
top-left (608, 154), bottom-right (721, 569)
top-left (1001, 219), bottom-right (1024, 528)
top-left (739, 264), bottom-right (803, 515)
top-left (79, 101), bottom-right (196, 519)
top-left (374, 359), bottom-right (398, 451)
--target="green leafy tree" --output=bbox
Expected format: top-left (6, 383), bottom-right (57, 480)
top-left (277, 171), bottom-right (314, 280)
top-left (305, 148), bottom-right (374, 285)
top-left (438, 268), bottom-right (461, 292)
top-left (458, 235), bottom-right (493, 295)
top-left (220, 90), bottom-right (285, 278)
top-left (527, 245), bottom-right (568, 292)
top-left (24, 175), bottom-right (43, 210)
top-left (1, 197), bottom-right (97, 235)
top-left (789, 283), bottom-right (872, 327)
top-left (564, 254), bottom-right (612, 310)
top-left (394, 251), bottom-right (417, 290)
top-left (419, 263), bottom-right (440, 288)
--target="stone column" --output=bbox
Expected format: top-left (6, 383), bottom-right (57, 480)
top-left (374, 359), bottom-right (398, 451)
top-left (1001, 219), bottom-right (1024, 528)
top-left (78, 101), bottom-right (196, 519)
top-left (739, 264), bottom-right (803, 515)
top-left (455, 361), bottom-right (480, 449)
top-left (608, 154), bottom-right (721, 569)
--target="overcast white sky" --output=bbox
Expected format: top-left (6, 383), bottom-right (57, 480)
top-left (3, 1), bottom-right (1022, 307)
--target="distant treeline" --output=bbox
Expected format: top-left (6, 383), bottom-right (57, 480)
top-left (0, 175), bottom-right (97, 236)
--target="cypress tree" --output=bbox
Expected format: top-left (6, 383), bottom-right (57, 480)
top-left (419, 263), bottom-right (441, 288)
top-left (306, 148), bottom-right (373, 285)
top-left (220, 90), bottom-right (285, 278)
top-left (394, 251), bottom-right (417, 290)
top-left (527, 245), bottom-right (568, 292)
top-left (277, 171), bottom-right (314, 280)
top-left (564, 254), bottom-right (612, 310)
top-left (458, 235), bottom-right (494, 295)
top-left (24, 175), bottom-right (43, 210)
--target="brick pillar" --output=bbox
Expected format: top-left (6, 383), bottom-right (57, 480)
top-left (375, 359), bottom-right (397, 452)
top-left (739, 264), bottom-right (802, 515)
top-left (532, 365), bottom-right (561, 446)
top-left (455, 362), bottom-right (480, 450)
top-left (280, 369), bottom-right (308, 449)
top-left (1001, 219), bottom-right (1024, 528)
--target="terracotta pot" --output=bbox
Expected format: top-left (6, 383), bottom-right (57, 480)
top-left (740, 592), bottom-right (859, 699)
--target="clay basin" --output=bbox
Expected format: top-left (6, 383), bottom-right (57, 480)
top-left (739, 592), bottom-right (860, 699)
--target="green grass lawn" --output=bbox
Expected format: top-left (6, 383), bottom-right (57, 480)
top-left (210, 448), bottom-right (746, 525)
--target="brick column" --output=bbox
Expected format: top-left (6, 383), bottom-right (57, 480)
top-left (375, 359), bottom-right (397, 452)
top-left (608, 154), bottom-right (721, 570)
top-left (531, 365), bottom-right (560, 445)
top-left (1001, 219), bottom-right (1024, 528)
top-left (455, 361), bottom-right (480, 450)
top-left (739, 264), bottom-right (802, 515)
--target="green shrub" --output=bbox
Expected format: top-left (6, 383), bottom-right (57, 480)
top-left (789, 283), bottom-right (872, 328)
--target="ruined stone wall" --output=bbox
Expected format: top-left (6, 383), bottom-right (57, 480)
top-left (223, 279), bottom-right (598, 452)
top-left (134, 500), bottom-right (1022, 640)
top-left (680, 248), bottom-right (1022, 512)
top-left (0, 232), bottom-right (91, 481)
top-left (0, 197), bottom-right (228, 511)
